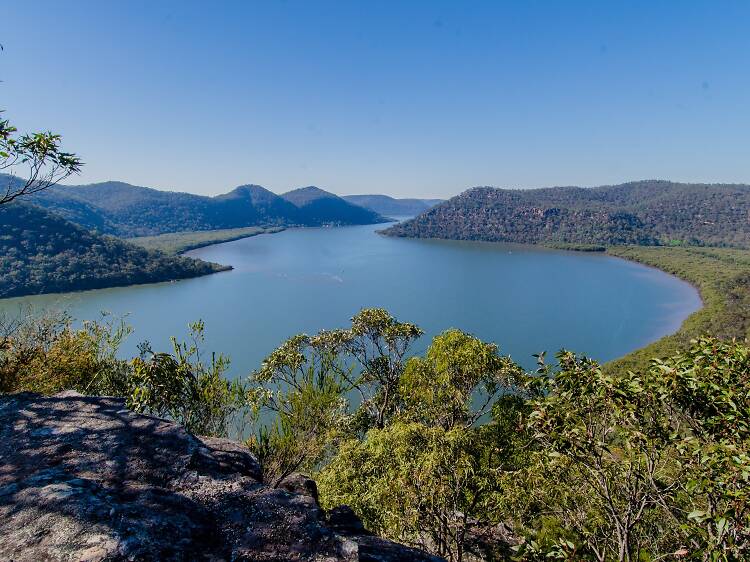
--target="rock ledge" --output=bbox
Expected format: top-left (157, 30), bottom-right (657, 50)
top-left (0, 391), bottom-right (441, 561)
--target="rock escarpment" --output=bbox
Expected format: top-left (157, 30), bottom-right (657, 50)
top-left (0, 392), bottom-right (441, 561)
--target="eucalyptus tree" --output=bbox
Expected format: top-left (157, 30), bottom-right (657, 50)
top-left (247, 308), bottom-right (423, 485)
top-left (0, 113), bottom-right (81, 205)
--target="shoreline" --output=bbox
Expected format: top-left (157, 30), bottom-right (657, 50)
top-left (3, 224), bottom-right (734, 375)
top-left (129, 226), bottom-right (287, 256)
top-left (601, 245), bottom-right (750, 372)
top-left (378, 231), bottom-right (744, 372)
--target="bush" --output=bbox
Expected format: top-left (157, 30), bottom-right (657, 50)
top-left (0, 310), bottom-right (249, 438)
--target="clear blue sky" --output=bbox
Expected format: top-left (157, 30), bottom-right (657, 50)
top-left (2, 1), bottom-right (749, 198)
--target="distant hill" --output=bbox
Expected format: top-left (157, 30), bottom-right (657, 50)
top-left (212, 185), bottom-right (304, 226)
top-left (0, 203), bottom-right (228, 298)
top-left (282, 186), bottom-right (386, 226)
top-left (382, 180), bottom-right (750, 248)
top-left (342, 194), bottom-right (443, 216)
top-left (3, 174), bottom-right (387, 236)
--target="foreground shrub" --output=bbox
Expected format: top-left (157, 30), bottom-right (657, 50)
top-left (3, 307), bottom-right (748, 560)
top-left (0, 310), bottom-right (248, 438)
top-left (0, 310), bottom-right (130, 395)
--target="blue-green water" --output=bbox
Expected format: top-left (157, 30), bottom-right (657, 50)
top-left (1, 223), bottom-right (701, 376)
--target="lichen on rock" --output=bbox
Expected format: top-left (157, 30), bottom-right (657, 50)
top-left (0, 391), bottom-right (441, 561)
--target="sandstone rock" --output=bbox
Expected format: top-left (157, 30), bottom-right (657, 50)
top-left (0, 392), bottom-right (442, 562)
top-left (279, 473), bottom-right (319, 504)
top-left (327, 506), bottom-right (368, 535)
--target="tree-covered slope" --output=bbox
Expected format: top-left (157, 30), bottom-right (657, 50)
top-left (343, 194), bottom-right (444, 216)
top-left (0, 203), bottom-right (228, 298)
top-left (214, 184), bottom-right (302, 225)
top-left (282, 186), bottom-right (387, 226)
top-left (383, 180), bottom-right (750, 247)
top-left (29, 179), bottom-right (260, 236)
top-left (14, 175), bottom-right (387, 237)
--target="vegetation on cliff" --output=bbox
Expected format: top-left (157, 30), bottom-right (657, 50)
top-left (5, 308), bottom-right (745, 560)
top-left (383, 181), bottom-right (750, 247)
top-left (250, 310), bottom-right (750, 561)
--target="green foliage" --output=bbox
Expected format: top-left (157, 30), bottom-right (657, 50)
top-left (345, 307), bottom-right (424, 428)
top-left (0, 312), bottom-right (248, 438)
top-left (384, 181), bottom-right (750, 247)
top-left (3, 304), bottom-right (749, 561)
top-left (246, 333), bottom-right (351, 485)
top-left (319, 422), bottom-right (498, 561)
top-left (0, 310), bottom-right (131, 395)
top-left (129, 320), bottom-right (248, 437)
top-left (12, 175), bottom-right (385, 237)
top-left (520, 352), bottom-right (685, 560)
top-left (606, 246), bottom-right (750, 373)
top-left (130, 226), bottom-right (285, 254)
top-left (510, 338), bottom-right (750, 561)
top-left (0, 114), bottom-right (82, 206)
top-left (248, 316), bottom-right (526, 561)
top-left (651, 338), bottom-right (750, 556)
top-left (246, 308), bottom-right (423, 483)
top-left (252, 310), bottom-right (749, 561)
top-left (0, 203), bottom-right (228, 298)
top-left (545, 242), bottom-right (607, 252)
top-left (398, 329), bottom-right (525, 429)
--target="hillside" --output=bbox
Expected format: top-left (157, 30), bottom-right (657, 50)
top-left (282, 186), bottom-right (387, 226)
top-left (0, 203), bottom-right (228, 298)
top-left (214, 184), bottom-right (302, 225)
top-left (343, 194), bottom-right (443, 216)
top-left (383, 180), bottom-right (750, 247)
top-left (7, 174), bottom-right (387, 237)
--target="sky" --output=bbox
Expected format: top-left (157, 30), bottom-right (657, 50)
top-left (2, 1), bottom-right (749, 198)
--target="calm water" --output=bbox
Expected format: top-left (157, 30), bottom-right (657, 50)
top-left (1, 223), bottom-right (701, 376)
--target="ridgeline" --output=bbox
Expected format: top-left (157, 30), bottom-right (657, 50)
top-left (382, 180), bottom-right (750, 370)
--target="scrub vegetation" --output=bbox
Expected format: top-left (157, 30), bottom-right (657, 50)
top-left (130, 226), bottom-right (285, 254)
top-left (2, 308), bottom-right (748, 561)
top-left (606, 246), bottom-right (750, 373)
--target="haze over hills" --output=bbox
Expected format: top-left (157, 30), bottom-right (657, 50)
top-left (0, 203), bottom-right (227, 298)
top-left (342, 194), bottom-right (444, 216)
top-left (1, 174), bottom-right (388, 237)
top-left (383, 180), bottom-right (750, 248)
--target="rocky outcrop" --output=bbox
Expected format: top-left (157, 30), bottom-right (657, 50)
top-left (0, 391), bottom-right (442, 562)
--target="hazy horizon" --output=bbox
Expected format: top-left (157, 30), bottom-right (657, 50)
top-left (40, 175), bottom-right (750, 203)
top-left (3, 1), bottom-right (749, 197)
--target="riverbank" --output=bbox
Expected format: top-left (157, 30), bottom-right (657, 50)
top-left (603, 246), bottom-right (750, 372)
top-left (129, 226), bottom-right (286, 255)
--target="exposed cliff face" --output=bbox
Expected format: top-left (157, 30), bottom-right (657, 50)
top-left (0, 392), bottom-right (442, 562)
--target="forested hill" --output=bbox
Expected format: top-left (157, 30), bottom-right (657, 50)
top-left (281, 186), bottom-right (385, 226)
top-left (4, 174), bottom-right (387, 237)
top-left (342, 194), bottom-right (444, 216)
top-left (382, 180), bottom-right (750, 247)
top-left (0, 203), bottom-right (228, 298)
